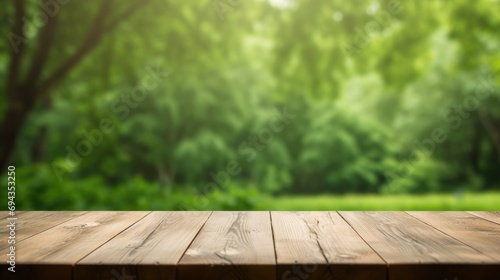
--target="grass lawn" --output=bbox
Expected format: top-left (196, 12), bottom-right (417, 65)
top-left (255, 192), bottom-right (500, 210)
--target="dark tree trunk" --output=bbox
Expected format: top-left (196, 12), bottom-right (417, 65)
top-left (0, 100), bottom-right (31, 170)
top-left (1, 1), bottom-right (148, 169)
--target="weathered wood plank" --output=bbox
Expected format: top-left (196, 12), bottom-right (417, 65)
top-left (75, 211), bottom-right (211, 280)
top-left (1, 211), bottom-right (500, 279)
top-left (178, 211), bottom-right (275, 280)
top-left (0, 211), bottom-right (149, 280)
top-left (408, 211), bottom-right (500, 261)
top-left (272, 211), bottom-right (386, 280)
top-left (467, 211), bottom-right (500, 225)
top-left (0, 211), bottom-right (17, 219)
top-left (339, 211), bottom-right (500, 280)
top-left (0, 211), bottom-right (29, 225)
top-left (0, 211), bottom-right (87, 250)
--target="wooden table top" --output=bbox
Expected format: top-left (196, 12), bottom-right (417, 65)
top-left (1, 211), bottom-right (499, 280)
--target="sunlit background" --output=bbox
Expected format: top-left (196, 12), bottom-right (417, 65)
top-left (1, 0), bottom-right (499, 210)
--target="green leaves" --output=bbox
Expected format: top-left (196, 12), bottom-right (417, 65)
top-left (4, 0), bottom-right (500, 210)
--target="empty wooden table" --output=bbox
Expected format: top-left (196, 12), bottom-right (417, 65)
top-left (1, 211), bottom-right (499, 280)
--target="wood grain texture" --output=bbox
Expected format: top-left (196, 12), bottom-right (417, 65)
top-left (0, 211), bottom-right (87, 250)
top-left (0, 211), bottom-right (148, 280)
top-left (467, 211), bottom-right (500, 225)
top-left (75, 211), bottom-right (211, 280)
top-left (1, 211), bottom-right (500, 280)
top-left (339, 211), bottom-right (499, 280)
top-left (408, 211), bottom-right (500, 261)
top-left (0, 211), bottom-right (20, 219)
top-left (179, 211), bottom-right (276, 280)
top-left (272, 211), bottom-right (386, 280)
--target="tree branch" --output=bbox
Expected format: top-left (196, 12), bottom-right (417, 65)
top-left (103, 0), bottom-right (151, 33)
top-left (6, 0), bottom-right (26, 100)
top-left (24, 9), bottom-right (58, 92)
top-left (36, 0), bottom-right (153, 100)
top-left (37, 0), bottom-right (115, 98)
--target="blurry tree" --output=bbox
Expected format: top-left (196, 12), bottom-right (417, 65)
top-left (0, 0), bottom-right (160, 169)
top-left (0, 0), bottom-right (499, 210)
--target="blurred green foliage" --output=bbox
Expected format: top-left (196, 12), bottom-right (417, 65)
top-left (1, 0), bottom-right (499, 210)
top-left (256, 192), bottom-right (500, 210)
